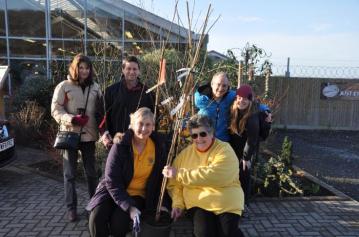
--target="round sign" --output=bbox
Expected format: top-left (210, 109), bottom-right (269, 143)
top-left (322, 84), bottom-right (339, 98)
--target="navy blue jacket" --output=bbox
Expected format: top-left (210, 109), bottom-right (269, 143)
top-left (104, 78), bottom-right (155, 137)
top-left (86, 130), bottom-right (170, 212)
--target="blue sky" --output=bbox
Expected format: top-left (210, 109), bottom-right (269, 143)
top-left (124, 0), bottom-right (359, 67)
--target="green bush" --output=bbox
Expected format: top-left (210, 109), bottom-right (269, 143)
top-left (254, 136), bottom-right (303, 197)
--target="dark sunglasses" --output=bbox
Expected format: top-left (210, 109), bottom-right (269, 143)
top-left (190, 131), bottom-right (208, 139)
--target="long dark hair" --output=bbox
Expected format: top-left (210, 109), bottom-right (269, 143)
top-left (68, 54), bottom-right (94, 83)
top-left (229, 99), bottom-right (258, 135)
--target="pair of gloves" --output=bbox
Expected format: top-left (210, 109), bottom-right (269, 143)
top-left (71, 114), bottom-right (89, 126)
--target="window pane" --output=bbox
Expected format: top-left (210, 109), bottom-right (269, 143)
top-left (7, 0), bottom-right (46, 37)
top-left (0, 0), bottom-right (5, 36)
top-left (51, 59), bottom-right (70, 82)
top-left (50, 0), bottom-right (85, 39)
top-left (9, 39), bottom-right (46, 58)
top-left (87, 40), bottom-right (122, 88)
top-left (166, 42), bottom-right (188, 52)
top-left (93, 59), bottom-right (121, 90)
top-left (0, 39), bottom-right (6, 57)
top-left (124, 42), bottom-right (159, 56)
top-left (87, 41), bottom-right (122, 58)
top-left (51, 40), bottom-right (84, 58)
top-left (124, 11), bottom-right (161, 41)
top-left (86, 1), bottom-right (123, 40)
top-left (10, 59), bottom-right (47, 86)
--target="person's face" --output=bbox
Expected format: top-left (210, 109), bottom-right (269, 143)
top-left (78, 62), bottom-right (90, 81)
top-left (122, 61), bottom-right (140, 83)
top-left (211, 75), bottom-right (229, 99)
top-left (190, 127), bottom-right (214, 151)
top-left (132, 116), bottom-right (154, 141)
top-left (235, 95), bottom-right (251, 110)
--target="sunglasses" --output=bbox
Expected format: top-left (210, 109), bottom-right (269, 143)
top-left (190, 131), bottom-right (208, 139)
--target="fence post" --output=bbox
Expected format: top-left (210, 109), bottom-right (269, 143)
top-left (248, 63), bottom-right (254, 81)
top-left (285, 57), bottom-right (290, 78)
top-left (237, 60), bottom-right (244, 88)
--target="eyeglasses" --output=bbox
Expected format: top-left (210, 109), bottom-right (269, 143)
top-left (190, 131), bottom-right (208, 139)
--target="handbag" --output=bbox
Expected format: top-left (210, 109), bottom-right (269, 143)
top-left (53, 85), bottom-right (91, 150)
top-left (53, 131), bottom-right (81, 150)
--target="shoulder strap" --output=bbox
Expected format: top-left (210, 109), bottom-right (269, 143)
top-left (83, 85), bottom-right (91, 114)
top-left (79, 85), bottom-right (91, 135)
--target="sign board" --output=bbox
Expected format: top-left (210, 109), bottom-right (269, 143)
top-left (0, 66), bottom-right (9, 90)
top-left (321, 82), bottom-right (359, 100)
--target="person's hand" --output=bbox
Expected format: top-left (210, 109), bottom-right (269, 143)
top-left (162, 165), bottom-right (177, 178)
top-left (113, 132), bottom-right (125, 144)
top-left (171, 208), bottom-right (183, 221)
top-left (71, 114), bottom-right (89, 126)
top-left (160, 206), bottom-right (170, 213)
top-left (242, 160), bottom-right (251, 171)
top-left (129, 206), bottom-right (141, 221)
top-left (265, 111), bottom-right (273, 123)
top-left (101, 132), bottom-right (113, 149)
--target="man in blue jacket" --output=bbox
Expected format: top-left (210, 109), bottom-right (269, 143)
top-left (194, 72), bottom-right (236, 141)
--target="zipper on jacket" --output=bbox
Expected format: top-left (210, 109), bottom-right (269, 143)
top-left (215, 104), bottom-right (220, 136)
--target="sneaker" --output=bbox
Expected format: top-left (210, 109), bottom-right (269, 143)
top-left (68, 209), bottom-right (77, 222)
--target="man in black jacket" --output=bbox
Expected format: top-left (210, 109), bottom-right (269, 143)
top-left (101, 56), bottom-right (155, 149)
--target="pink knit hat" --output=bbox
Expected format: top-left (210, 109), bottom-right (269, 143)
top-left (236, 84), bottom-right (253, 100)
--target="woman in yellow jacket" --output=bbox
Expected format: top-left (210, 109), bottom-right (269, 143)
top-left (163, 114), bottom-right (245, 237)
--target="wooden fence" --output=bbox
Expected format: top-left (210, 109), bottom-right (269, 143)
top-left (268, 77), bottom-right (359, 130)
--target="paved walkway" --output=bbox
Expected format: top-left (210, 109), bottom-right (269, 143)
top-left (0, 147), bottom-right (358, 237)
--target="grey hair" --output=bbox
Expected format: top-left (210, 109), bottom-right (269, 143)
top-left (211, 71), bottom-right (230, 87)
top-left (212, 71), bottom-right (228, 80)
top-left (129, 107), bottom-right (154, 128)
top-left (187, 114), bottom-right (214, 134)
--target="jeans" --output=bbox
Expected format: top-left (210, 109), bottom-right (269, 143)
top-left (63, 141), bottom-right (98, 211)
top-left (189, 207), bottom-right (245, 237)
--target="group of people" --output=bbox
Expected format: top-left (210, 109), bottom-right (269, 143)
top-left (51, 53), bottom-right (271, 237)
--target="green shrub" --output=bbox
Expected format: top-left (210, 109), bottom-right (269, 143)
top-left (254, 136), bottom-right (303, 197)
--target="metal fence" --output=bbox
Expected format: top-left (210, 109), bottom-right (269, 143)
top-left (272, 65), bottom-right (359, 79)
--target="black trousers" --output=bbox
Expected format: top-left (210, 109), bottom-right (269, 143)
top-left (239, 160), bottom-right (251, 205)
top-left (88, 196), bottom-right (145, 237)
top-left (63, 141), bottom-right (98, 211)
top-left (189, 207), bottom-right (245, 237)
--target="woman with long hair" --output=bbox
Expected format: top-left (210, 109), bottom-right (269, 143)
top-left (51, 54), bottom-right (103, 222)
top-left (229, 84), bottom-right (260, 205)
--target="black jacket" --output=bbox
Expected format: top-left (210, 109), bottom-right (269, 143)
top-left (104, 78), bottom-right (155, 136)
top-left (229, 112), bottom-right (260, 161)
top-left (86, 130), bottom-right (171, 211)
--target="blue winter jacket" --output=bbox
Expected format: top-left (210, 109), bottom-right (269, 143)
top-left (194, 84), bottom-right (236, 142)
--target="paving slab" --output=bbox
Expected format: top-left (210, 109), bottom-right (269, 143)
top-left (0, 147), bottom-right (358, 237)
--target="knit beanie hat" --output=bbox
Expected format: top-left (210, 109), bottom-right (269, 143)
top-left (236, 84), bottom-right (253, 100)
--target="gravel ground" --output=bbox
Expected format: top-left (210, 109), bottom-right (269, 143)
top-left (265, 129), bottom-right (359, 201)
